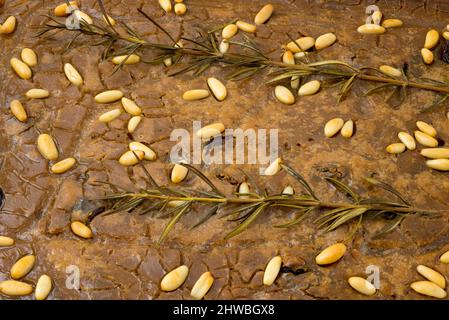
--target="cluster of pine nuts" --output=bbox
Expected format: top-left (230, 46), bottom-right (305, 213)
top-left (275, 31), bottom-right (337, 105)
top-left (0, 239), bottom-right (52, 299)
top-left (93, 90), bottom-right (158, 166)
top-left (10, 47), bottom-right (37, 80)
top-left (421, 29), bottom-right (442, 65)
top-left (386, 121), bottom-right (449, 171)
top-left (9, 43), bottom-right (78, 176)
top-left (357, 5), bottom-right (402, 35)
top-left (159, 0), bottom-right (187, 16)
top-left (37, 133), bottom-right (77, 174)
top-left (324, 118), bottom-right (354, 138)
top-left (160, 265), bottom-right (214, 300)
top-left (411, 265), bottom-right (447, 298)
top-left (217, 4), bottom-right (263, 54)
top-left (264, 242), bottom-right (449, 298)
top-left (3, 0), bottom-right (449, 301)
top-left (182, 78), bottom-right (227, 101)
top-left (54, 1), bottom-right (93, 25)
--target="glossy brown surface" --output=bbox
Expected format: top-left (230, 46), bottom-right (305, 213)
top-left (1, 0), bottom-right (449, 299)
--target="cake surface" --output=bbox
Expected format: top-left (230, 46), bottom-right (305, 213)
top-left (0, 0), bottom-right (448, 300)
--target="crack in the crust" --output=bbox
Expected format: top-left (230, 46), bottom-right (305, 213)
top-left (11, 170), bottom-right (45, 191)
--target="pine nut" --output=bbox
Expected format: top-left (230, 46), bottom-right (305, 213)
top-left (51, 157), bottom-right (76, 174)
top-left (440, 250), bottom-right (449, 263)
top-left (381, 19), bottom-right (403, 28)
top-left (159, 0), bottom-right (172, 12)
top-left (37, 134), bottom-right (58, 160)
top-left (128, 116), bottom-right (142, 133)
top-left (102, 14), bottom-right (116, 26)
top-left (379, 65), bottom-right (402, 77)
top-left (282, 50), bottom-right (295, 65)
top-left (182, 89), bottom-right (210, 101)
top-left (443, 31), bottom-right (449, 41)
top-left (222, 24), bottom-right (238, 39)
top-left (290, 76), bottom-right (300, 89)
top-left (424, 29), bottom-right (439, 50)
top-left (236, 20), bottom-right (256, 33)
top-left (167, 200), bottom-right (188, 208)
top-left (196, 123), bottom-right (225, 140)
top-left (348, 277), bottom-right (376, 296)
top-left (324, 118), bottom-right (344, 137)
top-left (411, 281), bottom-right (447, 299)
top-left (274, 85), bottom-right (295, 104)
top-left (10, 58), bottom-right (32, 80)
top-left (416, 265), bottom-right (446, 288)
top-left (315, 243), bottom-right (346, 265)
top-left (191, 271), bottom-right (214, 300)
top-left (163, 57), bottom-right (173, 67)
top-left (386, 143), bottom-right (406, 154)
top-left (341, 120), bottom-right (354, 138)
top-left (263, 256), bottom-right (282, 286)
top-left (74, 10), bottom-right (93, 24)
top-left (286, 37), bottom-right (315, 53)
top-left (21, 48), bottom-right (38, 67)
top-left (71, 221), bottom-right (93, 239)
top-left (219, 40), bottom-right (229, 53)
top-left (54, 1), bottom-right (78, 16)
top-left (420, 148), bottom-right (449, 159)
top-left (254, 4), bottom-right (274, 25)
top-left (264, 157), bottom-right (282, 176)
top-left (0, 280), bottom-right (33, 296)
top-left (372, 11), bottom-right (382, 24)
top-left (0, 16), bottom-right (16, 34)
top-left (421, 48), bottom-right (434, 64)
top-left (298, 80), bottom-right (320, 96)
top-left (282, 186), bottom-right (294, 195)
top-left (11, 255), bottom-right (35, 279)
top-left (238, 182), bottom-right (250, 199)
top-left (118, 150), bottom-right (144, 166)
top-left (35, 275), bottom-right (52, 300)
top-left (129, 141), bottom-right (156, 161)
top-left (426, 159), bottom-right (449, 171)
top-left (174, 3), bottom-right (187, 15)
top-left (99, 108), bottom-right (121, 123)
top-left (357, 24), bottom-right (386, 35)
top-left (171, 164), bottom-right (188, 183)
top-left (161, 265), bottom-right (189, 291)
top-left (315, 33), bottom-right (337, 50)
top-left (207, 77), bottom-right (227, 101)
top-left (64, 63), bottom-right (83, 86)
top-left (26, 89), bottom-right (49, 99)
top-left (416, 121), bottom-right (437, 137)
top-left (0, 236), bottom-right (14, 247)
top-left (111, 54), bottom-right (141, 65)
top-left (414, 130), bottom-right (438, 147)
top-left (10, 100), bottom-right (27, 122)
top-left (398, 132), bottom-right (416, 150)
top-left (95, 90), bottom-right (124, 103)
top-left (121, 97), bottom-right (142, 116)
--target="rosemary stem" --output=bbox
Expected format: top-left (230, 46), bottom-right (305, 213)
top-left (57, 25), bottom-right (449, 95)
top-left (267, 61), bottom-right (449, 95)
top-left (127, 193), bottom-right (438, 214)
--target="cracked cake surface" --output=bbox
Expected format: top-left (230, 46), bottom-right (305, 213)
top-left (0, 0), bottom-right (449, 300)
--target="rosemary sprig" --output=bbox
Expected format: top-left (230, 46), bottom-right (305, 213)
top-left (91, 163), bottom-right (441, 243)
top-left (35, 1), bottom-right (449, 107)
